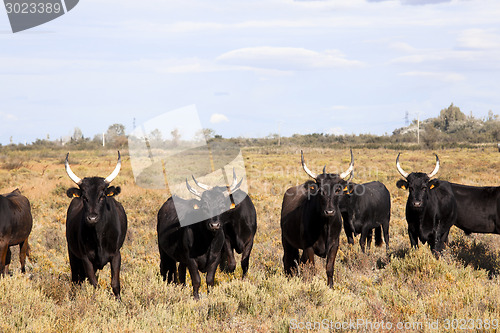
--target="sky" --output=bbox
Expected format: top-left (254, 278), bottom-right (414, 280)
top-left (1, 0), bottom-right (500, 144)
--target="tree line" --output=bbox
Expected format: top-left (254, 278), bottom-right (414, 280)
top-left (2, 103), bottom-right (499, 151)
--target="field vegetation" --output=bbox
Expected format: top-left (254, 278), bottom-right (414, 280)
top-left (0, 145), bottom-right (499, 332)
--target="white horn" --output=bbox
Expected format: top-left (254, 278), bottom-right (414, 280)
top-left (301, 150), bottom-right (317, 179)
top-left (396, 153), bottom-right (409, 179)
top-left (104, 151), bottom-right (121, 183)
top-left (339, 149), bottom-right (354, 180)
top-left (229, 169), bottom-right (244, 193)
top-left (427, 154), bottom-right (440, 178)
top-left (65, 153), bottom-right (82, 185)
top-left (192, 175), bottom-right (212, 191)
top-left (186, 178), bottom-right (202, 198)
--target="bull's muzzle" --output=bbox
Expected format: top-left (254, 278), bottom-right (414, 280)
top-left (86, 214), bottom-right (99, 224)
top-left (324, 210), bottom-right (335, 217)
top-left (208, 221), bottom-right (221, 230)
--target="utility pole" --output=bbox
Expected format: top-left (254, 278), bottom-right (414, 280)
top-left (417, 113), bottom-right (420, 145)
top-left (278, 121), bottom-right (281, 146)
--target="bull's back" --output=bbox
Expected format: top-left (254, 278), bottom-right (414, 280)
top-left (0, 189), bottom-right (32, 244)
top-left (281, 185), bottom-right (307, 225)
top-left (451, 183), bottom-right (499, 233)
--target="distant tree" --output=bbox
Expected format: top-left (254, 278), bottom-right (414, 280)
top-left (436, 103), bottom-right (466, 132)
top-left (171, 128), bottom-right (181, 147)
top-left (194, 128), bottom-right (216, 142)
top-left (72, 127), bottom-right (84, 142)
top-left (106, 123), bottom-right (127, 148)
top-left (106, 123), bottom-right (126, 139)
top-left (487, 110), bottom-right (499, 122)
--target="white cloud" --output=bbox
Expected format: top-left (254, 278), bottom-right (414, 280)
top-left (210, 113), bottom-right (229, 123)
top-left (399, 71), bottom-right (465, 83)
top-left (216, 47), bottom-right (364, 72)
top-left (0, 112), bottom-right (17, 121)
top-left (457, 29), bottom-right (500, 50)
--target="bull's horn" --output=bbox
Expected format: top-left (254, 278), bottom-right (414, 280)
top-left (104, 151), bottom-right (122, 183)
top-left (322, 165), bottom-right (326, 174)
top-left (301, 150), bottom-right (317, 179)
top-left (339, 149), bottom-right (354, 180)
top-left (65, 153), bottom-right (82, 185)
top-left (396, 153), bottom-right (409, 179)
top-left (229, 169), bottom-right (244, 193)
top-left (427, 154), bottom-right (440, 178)
top-left (192, 175), bottom-right (212, 191)
top-left (186, 179), bottom-right (202, 198)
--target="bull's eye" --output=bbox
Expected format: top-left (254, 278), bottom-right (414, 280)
top-left (334, 186), bottom-right (342, 194)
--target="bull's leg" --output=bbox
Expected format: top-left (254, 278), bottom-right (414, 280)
top-left (5, 247), bottom-right (11, 274)
top-left (282, 237), bottom-right (299, 276)
top-left (159, 248), bottom-right (176, 283)
top-left (68, 251), bottom-right (85, 283)
top-left (342, 212), bottom-right (354, 245)
top-left (0, 243), bottom-right (9, 275)
top-left (408, 227), bottom-right (419, 248)
top-left (186, 260), bottom-right (201, 300)
top-left (220, 237), bottom-right (236, 273)
top-left (325, 238), bottom-right (340, 288)
top-left (178, 263), bottom-right (187, 285)
top-left (375, 225), bottom-right (383, 247)
top-left (205, 256), bottom-right (221, 294)
top-left (300, 247), bottom-right (315, 265)
top-left (19, 240), bottom-right (29, 273)
top-left (110, 252), bottom-right (121, 300)
top-left (434, 229), bottom-right (450, 255)
top-left (240, 239), bottom-right (254, 278)
top-left (81, 257), bottom-right (98, 287)
top-left (382, 221), bottom-right (390, 252)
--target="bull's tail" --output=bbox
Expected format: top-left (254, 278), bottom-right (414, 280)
top-left (375, 226), bottom-right (383, 247)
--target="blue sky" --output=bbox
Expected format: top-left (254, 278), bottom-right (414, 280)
top-left (1, 0), bottom-right (500, 144)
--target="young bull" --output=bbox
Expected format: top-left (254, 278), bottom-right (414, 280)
top-left (396, 153), bottom-right (457, 254)
top-left (65, 152), bottom-right (127, 299)
top-left (280, 150), bottom-right (353, 287)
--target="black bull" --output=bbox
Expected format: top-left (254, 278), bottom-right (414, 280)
top-left (281, 150), bottom-right (353, 287)
top-left (340, 181), bottom-right (391, 253)
top-left (0, 189), bottom-right (33, 274)
top-left (65, 152), bottom-right (127, 299)
top-left (396, 153), bottom-right (457, 253)
top-left (158, 173), bottom-right (256, 299)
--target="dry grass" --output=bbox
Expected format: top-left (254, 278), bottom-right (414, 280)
top-left (0, 146), bottom-right (499, 332)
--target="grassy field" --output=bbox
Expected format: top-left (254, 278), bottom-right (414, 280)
top-left (0, 146), bottom-right (499, 332)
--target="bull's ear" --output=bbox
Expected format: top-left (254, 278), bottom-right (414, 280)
top-left (429, 179), bottom-right (440, 190)
top-left (66, 188), bottom-right (81, 198)
top-left (396, 179), bottom-right (408, 190)
top-left (105, 186), bottom-right (121, 197)
top-left (306, 182), bottom-right (318, 197)
top-left (343, 183), bottom-right (354, 195)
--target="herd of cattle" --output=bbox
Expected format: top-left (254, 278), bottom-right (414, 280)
top-left (0, 150), bottom-right (498, 299)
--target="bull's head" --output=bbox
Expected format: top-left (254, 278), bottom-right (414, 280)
top-left (301, 149), bottom-right (354, 217)
top-left (185, 169), bottom-right (243, 231)
top-left (65, 152), bottom-right (122, 225)
top-left (396, 153), bottom-right (440, 210)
